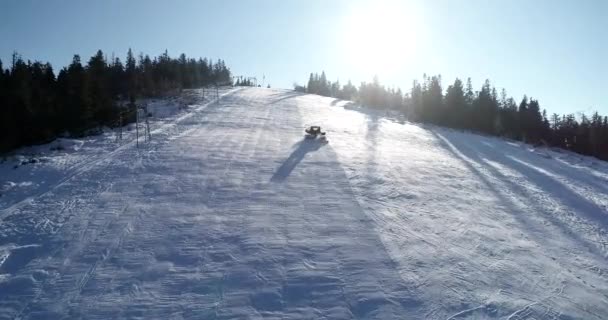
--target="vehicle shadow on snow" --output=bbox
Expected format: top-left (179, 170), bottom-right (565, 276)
top-left (432, 129), bottom-right (608, 258)
top-left (270, 139), bottom-right (326, 182)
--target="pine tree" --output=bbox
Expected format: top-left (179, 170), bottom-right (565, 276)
top-left (589, 112), bottom-right (603, 157)
top-left (518, 96), bottom-right (529, 141)
top-left (465, 77), bottom-right (475, 107)
top-left (526, 99), bottom-right (543, 143)
top-left (445, 78), bottom-right (466, 128)
top-left (418, 75), bottom-right (443, 123)
top-left (125, 48), bottom-right (137, 98)
top-left (0, 58), bottom-right (8, 151)
top-left (410, 80), bottom-right (423, 121)
top-left (198, 58), bottom-right (210, 86)
top-left (331, 80), bottom-right (340, 98)
top-left (139, 54), bottom-right (154, 96)
top-left (8, 55), bottom-right (34, 144)
top-left (55, 55), bottom-right (89, 134)
top-left (87, 50), bottom-right (114, 126)
top-left (471, 80), bottom-right (498, 134)
top-left (109, 57), bottom-right (125, 99)
top-left (319, 71), bottom-right (330, 97)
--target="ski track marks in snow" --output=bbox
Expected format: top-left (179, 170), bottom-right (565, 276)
top-left (298, 93), bottom-right (608, 319)
top-left (0, 89), bottom-right (236, 214)
top-left (0, 88), bottom-right (607, 319)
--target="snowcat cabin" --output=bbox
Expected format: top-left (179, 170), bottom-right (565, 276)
top-left (305, 126), bottom-right (321, 135)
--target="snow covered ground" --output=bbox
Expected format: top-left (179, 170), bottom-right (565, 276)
top-left (0, 87), bottom-right (607, 319)
top-left (0, 89), bottom-right (222, 210)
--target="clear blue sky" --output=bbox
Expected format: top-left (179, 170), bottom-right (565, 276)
top-left (1, 0), bottom-right (606, 115)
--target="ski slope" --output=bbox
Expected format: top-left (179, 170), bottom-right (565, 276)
top-left (1, 87), bottom-right (607, 319)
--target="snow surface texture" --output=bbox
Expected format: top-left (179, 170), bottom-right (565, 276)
top-left (0, 88), bottom-right (607, 319)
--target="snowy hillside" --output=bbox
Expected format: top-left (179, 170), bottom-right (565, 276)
top-left (1, 87), bottom-right (607, 319)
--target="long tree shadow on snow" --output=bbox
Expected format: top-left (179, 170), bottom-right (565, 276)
top-left (500, 143), bottom-right (608, 197)
top-left (266, 91), bottom-right (306, 105)
top-left (432, 129), bottom-right (608, 258)
top-left (270, 139), bottom-right (326, 182)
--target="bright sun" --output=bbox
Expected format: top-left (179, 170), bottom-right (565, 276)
top-left (340, 1), bottom-right (420, 77)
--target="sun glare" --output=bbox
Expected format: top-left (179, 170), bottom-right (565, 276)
top-left (340, 1), bottom-right (421, 77)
